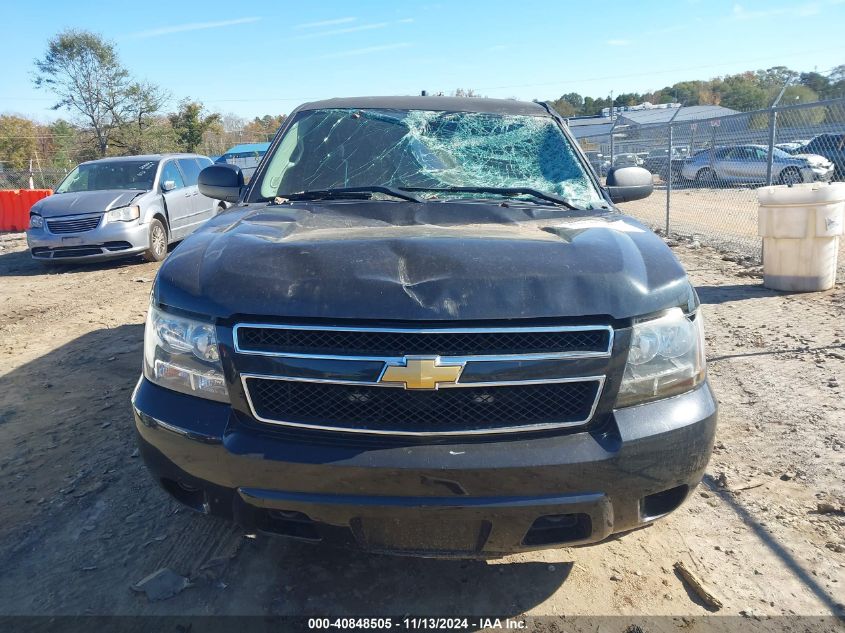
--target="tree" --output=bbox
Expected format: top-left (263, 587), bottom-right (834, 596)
top-left (0, 116), bottom-right (37, 170)
top-left (33, 30), bottom-right (132, 156)
top-left (799, 71), bottom-right (830, 97)
top-left (169, 100), bottom-right (222, 153)
top-left (549, 98), bottom-right (577, 118)
top-left (111, 81), bottom-right (174, 154)
top-left (46, 119), bottom-right (78, 169)
top-left (243, 114), bottom-right (286, 140)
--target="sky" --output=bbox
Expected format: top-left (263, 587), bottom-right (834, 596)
top-left (1, 0), bottom-right (844, 122)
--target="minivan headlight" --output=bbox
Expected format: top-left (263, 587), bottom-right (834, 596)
top-left (29, 214), bottom-right (44, 229)
top-left (616, 307), bottom-right (706, 408)
top-left (143, 303), bottom-right (229, 402)
top-left (105, 205), bottom-right (140, 222)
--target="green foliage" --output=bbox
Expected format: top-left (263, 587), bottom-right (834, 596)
top-left (0, 116), bottom-right (37, 170)
top-left (545, 65), bottom-right (837, 118)
top-left (243, 114), bottom-right (287, 140)
top-left (169, 100), bottom-right (222, 153)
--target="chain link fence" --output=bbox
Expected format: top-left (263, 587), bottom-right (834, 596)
top-left (573, 97), bottom-right (845, 268)
top-left (0, 169), bottom-right (68, 191)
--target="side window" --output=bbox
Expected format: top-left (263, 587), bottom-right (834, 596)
top-left (160, 161), bottom-right (185, 190)
top-left (195, 157), bottom-right (213, 169)
top-left (177, 158), bottom-right (202, 186)
top-left (715, 148), bottom-right (731, 159)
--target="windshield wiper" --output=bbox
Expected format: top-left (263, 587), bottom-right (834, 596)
top-left (398, 186), bottom-right (580, 210)
top-left (274, 186), bottom-right (421, 203)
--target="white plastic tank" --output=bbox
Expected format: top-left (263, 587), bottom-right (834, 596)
top-left (757, 182), bottom-right (845, 292)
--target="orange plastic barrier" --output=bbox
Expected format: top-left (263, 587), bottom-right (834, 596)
top-left (0, 189), bottom-right (52, 231)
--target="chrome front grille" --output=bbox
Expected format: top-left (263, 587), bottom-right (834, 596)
top-left (233, 323), bottom-right (613, 436)
top-left (47, 216), bottom-right (101, 234)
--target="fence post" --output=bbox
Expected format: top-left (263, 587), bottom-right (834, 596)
top-left (766, 81), bottom-right (790, 186)
top-left (666, 122), bottom-right (673, 236)
top-left (609, 119), bottom-right (615, 166)
top-left (765, 108), bottom-right (778, 186)
top-left (665, 107), bottom-right (682, 237)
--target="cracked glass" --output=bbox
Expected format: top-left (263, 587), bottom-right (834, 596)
top-left (257, 108), bottom-right (603, 208)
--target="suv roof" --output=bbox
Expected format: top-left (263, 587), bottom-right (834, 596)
top-left (297, 96), bottom-right (550, 116)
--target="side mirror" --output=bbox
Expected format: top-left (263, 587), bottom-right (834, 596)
top-left (606, 166), bottom-right (654, 203)
top-left (198, 163), bottom-right (244, 203)
top-left (161, 180), bottom-right (176, 192)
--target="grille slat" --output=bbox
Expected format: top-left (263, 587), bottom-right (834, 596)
top-left (47, 216), bottom-right (101, 234)
top-left (245, 378), bottom-right (600, 435)
top-left (237, 326), bottom-right (610, 357)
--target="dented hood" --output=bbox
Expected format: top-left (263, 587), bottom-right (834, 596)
top-left (155, 201), bottom-right (696, 322)
top-left (32, 189), bottom-right (148, 218)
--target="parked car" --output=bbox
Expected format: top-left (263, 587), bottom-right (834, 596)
top-left (613, 152), bottom-right (643, 168)
top-left (26, 154), bottom-right (224, 262)
top-left (680, 144), bottom-right (833, 186)
top-left (795, 134), bottom-right (845, 180)
top-left (775, 141), bottom-right (810, 155)
top-left (642, 148), bottom-right (687, 181)
top-left (215, 143), bottom-right (270, 182)
top-left (584, 150), bottom-right (611, 176)
top-left (132, 96), bottom-right (716, 558)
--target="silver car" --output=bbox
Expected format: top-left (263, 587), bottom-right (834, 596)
top-left (680, 144), bottom-right (834, 186)
top-left (26, 154), bottom-right (226, 263)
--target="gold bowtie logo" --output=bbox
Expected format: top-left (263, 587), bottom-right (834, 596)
top-left (380, 357), bottom-right (464, 390)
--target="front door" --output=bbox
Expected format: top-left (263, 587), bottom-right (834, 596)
top-left (177, 158), bottom-right (216, 234)
top-left (159, 160), bottom-right (192, 239)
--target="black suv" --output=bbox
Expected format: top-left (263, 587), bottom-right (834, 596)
top-left (132, 96), bottom-right (716, 558)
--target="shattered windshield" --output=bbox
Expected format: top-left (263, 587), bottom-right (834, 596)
top-left (56, 161), bottom-right (158, 193)
top-left (256, 108), bottom-right (603, 208)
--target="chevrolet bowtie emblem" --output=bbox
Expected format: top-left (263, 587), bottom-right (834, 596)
top-left (380, 357), bottom-right (464, 390)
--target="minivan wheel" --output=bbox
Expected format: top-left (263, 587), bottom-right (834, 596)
top-left (143, 219), bottom-right (168, 262)
top-left (779, 167), bottom-right (803, 185)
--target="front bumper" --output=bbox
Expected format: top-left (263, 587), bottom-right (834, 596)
top-left (26, 219), bottom-right (150, 261)
top-left (132, 377), bottom-right (717, 557)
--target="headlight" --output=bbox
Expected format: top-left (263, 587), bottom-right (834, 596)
top-left (105, 205), bottom-right (141, 222)
top-left (29, 214), bottom-right (44, 229)
top-left (615, 307), bottom-right (706, 408)
top-left (143, 303), bottom-right (229, 402)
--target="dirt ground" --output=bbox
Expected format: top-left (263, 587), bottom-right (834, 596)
top-left (0, 229), bottom-right (843, 627)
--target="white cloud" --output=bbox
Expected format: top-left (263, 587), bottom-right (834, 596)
top-left (316, 42), bottom-right (413, 60)
top-left (294, 17), bottom-right (357, 29)
top-left (607, 39), bottom-right (631, 46)
top-left (131, 17), bottom-right (261, 39)
top-left (294, 22), bottom-right (391, 39)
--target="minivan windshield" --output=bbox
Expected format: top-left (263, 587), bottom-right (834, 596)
top-left (55, 160), bottom-right (158, 194)
top-left (256, 108), bottom-right (604, 208)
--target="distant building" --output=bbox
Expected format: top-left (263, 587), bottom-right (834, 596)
top-left (615, 104), bottom-right (739, 127)
top-left (567, 104), bottom-right (741, 139)
top-left (600, 101), bottom-right (682, 118)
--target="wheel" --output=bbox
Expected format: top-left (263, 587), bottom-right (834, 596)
top-left (778, 167), bottom-right (803, 185)
top-left (143, 218), bottom-right (168, 262)
top-left (695, 167), bottom-right (717, 186)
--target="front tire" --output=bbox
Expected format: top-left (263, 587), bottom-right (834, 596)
top-left (695, 167), bottom-right (717, 187)
top-left (779, 167), bottom-right (803, 185)
top-left (143, 218), bottom-right (168, 262)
